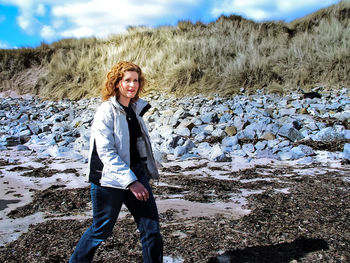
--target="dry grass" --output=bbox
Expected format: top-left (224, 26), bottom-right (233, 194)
top-left (0, 1), bottom-right (349, 100)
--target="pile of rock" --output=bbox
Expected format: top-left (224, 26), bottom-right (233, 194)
top-left (0, 96), bottom-right (98, 160)
top-left (0, 88), bottom-right (349, 164)
top-left (145, 88), bottom-right (350, 163)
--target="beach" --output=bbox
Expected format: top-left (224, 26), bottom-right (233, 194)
top-left (1, 145), bottom-right (350, 262)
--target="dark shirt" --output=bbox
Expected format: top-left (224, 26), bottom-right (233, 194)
top-left (120, 103), bottom-right (142, 167)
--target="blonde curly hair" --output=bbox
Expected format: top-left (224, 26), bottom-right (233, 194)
top-left (102, 61), bottom-right (145, 101)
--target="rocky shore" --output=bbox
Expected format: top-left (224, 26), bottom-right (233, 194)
top-left (1, 89), bottom-right (350, 262)
top-left (1, 88), bottom-right (350, 164)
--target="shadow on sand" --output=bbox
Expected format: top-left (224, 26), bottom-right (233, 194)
top-left (0, 199), bottom-right (20, 211)
top-left (208, 237), bottom-right (328, 263)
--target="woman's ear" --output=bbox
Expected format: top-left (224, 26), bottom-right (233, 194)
top-left (114, 81), bottom-right (120, 90)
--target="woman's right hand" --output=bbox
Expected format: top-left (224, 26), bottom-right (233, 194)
top-left (129, 181), bottom-right (149, 202)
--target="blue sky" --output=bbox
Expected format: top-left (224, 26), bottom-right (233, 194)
top-left (0, 0), bottom-right (341, 49)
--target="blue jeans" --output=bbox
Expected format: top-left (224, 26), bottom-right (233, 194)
top-left (69, 163), bottom-right (163, 263)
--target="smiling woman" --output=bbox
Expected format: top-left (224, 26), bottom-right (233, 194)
top-left (117, 71), bottom-right (140, 106)
top-left (69, 61), bottom-right (163, 263)
top-left (102, 61), bottom-right (145, 102)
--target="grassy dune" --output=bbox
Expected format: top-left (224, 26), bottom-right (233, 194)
top-left (0, 1), bottom-right (349, 100)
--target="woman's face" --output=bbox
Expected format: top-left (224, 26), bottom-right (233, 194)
top-left (117, 71), bottom-right (139, 105)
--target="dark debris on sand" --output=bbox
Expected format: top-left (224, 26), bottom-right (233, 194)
top-left (7, 186), bottom-right (90, 219)
top-left (1, 162), bottom-right (350, 262)
top-left (19, 167), bottom-right (80, 178)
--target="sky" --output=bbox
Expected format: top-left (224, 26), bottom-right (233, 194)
top-left (0, 0), bottom-right (341, 49)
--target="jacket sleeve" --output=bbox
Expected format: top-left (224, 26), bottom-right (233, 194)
top-left (92, 103), bottom-right (137, 189)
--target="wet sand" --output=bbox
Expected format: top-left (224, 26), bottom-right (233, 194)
top-left (1, 147), bottom-right (350, 262)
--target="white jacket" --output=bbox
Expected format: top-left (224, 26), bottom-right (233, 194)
top-left (86, 96), bottom-right (159, 189)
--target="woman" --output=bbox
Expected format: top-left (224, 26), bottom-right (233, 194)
top-left (70, 61), bottom-right (163, 263)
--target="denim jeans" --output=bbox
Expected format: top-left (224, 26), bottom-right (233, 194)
top-left (69, 163), bottom-right (163, 263)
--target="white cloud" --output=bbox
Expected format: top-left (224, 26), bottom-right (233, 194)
top-left (50, 0), bottom-right (203, 38)
top-left (245, 9), bottom-right (271, 21)
top-left (0, 40), bottom-right (10, 49)
top-left (1, 0), bottom-right (204, 40)
top-left (0, 0), bottom-right (71, 34)
top-left (211, 0), bottom-right (340, 21)
top-left (40, 25), bottom-right (55, 39)
top-left (61, 26), bottom-right (93, 38)
top-left (277, 0), bottom-right (338, 12)
top-left (1, 0), bottom-right (341, 44)
top-left (36, 4), bottom-right (46, 16)
top-left (17, 15), bottom-right (31, 30)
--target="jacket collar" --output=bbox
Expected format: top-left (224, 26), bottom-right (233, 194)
top-left (109, 96), bottom-right (150, 117)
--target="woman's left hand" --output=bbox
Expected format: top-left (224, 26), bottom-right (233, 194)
top-left (129, 181), bottom-right (149, 201)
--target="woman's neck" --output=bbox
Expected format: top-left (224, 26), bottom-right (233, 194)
top-left (118, 96), bottom-right (130, 107)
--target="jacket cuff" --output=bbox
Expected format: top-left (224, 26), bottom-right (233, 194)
top-left (125, 179), bottom-right (138, 189)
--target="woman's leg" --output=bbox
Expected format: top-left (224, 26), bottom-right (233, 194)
top-left (69, 183), bottom-right (125, 263)
top-left (125, 164), bottom-right (163, 263)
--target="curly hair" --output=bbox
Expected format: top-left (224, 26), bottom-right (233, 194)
top-left (102, 61), bottom-right (145, 101)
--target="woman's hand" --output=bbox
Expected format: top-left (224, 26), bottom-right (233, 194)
top-left (129, 181), bottom-right (149, 201)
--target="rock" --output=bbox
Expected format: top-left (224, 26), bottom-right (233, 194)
top-left (278, 124), bottom-right (304, 141)
top-left (174, 127), bottom-right (190, 137)
top-left (203, 124), bottom-right (214, 134)
top-left (242, 143), bottom-right (255, 155)
top-left (19, 129), bottom-right (32, 137)
top-left (299, 108), bottom-right (308, 114)
top-left (279, 108), bottom-right (296, 117)
top-left (196, 142), bottom-right (212, 157)
top-left (278, 151), bottom-right (295, 161)
top-left (28, 124), bottom-right (40, 135)
top-left (225, 126), bottom-right (237, 136)
top-left (73, 134), bottom-right (91, 152)
top-left (1, 135), bottom-right (20, 146)
top-left (344, 130), bottom-right (350, 140)
top-left (222, 136), bottom-right (238, 147)
top-left (18, 114), bottom-right (29, 123)
top-left (255, 149), bottom-right (278, 159)
top-left (297, 156), bottom-right (315, 164)
top-left (261, 132), bottom-right (275, 140)
top-left (153, 149), bottom-right (168, 163)
top-left (344, 143), bottom-right (350, 160)
top-left (174, 139), bottom-right (195, 158)
top-left (158, 125), bottom-right (173, 138)
top-left (194, 132), bottom-right (207, 142)
top-left (313, 127), bottom-right (345, 141)
top-left (176, 118), bottom-right (195, 131)
top-left (174, 146), bottom-right (186, 157)
top-left (200, 112), bottom-right (218, 124)
top-left (16, 145), bottom-right (30, 151)
top-left (212, 128), bottom-right (225, 137)
top-left (0, 145), bottom-right (7, 151)
top-left (290, 144), bottom-right (315, 159)
top-left (233, 116), bottom-right (245, 130)
top-left (209, 144), bottom-right (231, 162)
top-left (255, 141), bottom-right (267, 151)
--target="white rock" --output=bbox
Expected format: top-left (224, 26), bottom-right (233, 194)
top-left (290, 144), bottom-right (314, 158)
top-left (209, 144), bottom-right (230, 162)
top-left (242, 143), bottom-right (255, 154)
top-left (313, 127), bottom-right (344, 141)
top-left (174, 127), bottom-right (190, 137)
top-left (344, 143), bottom-right (350, 160)
top-left (222, 136), bottom-right (238, 147)
top-left (255, 141), bottom-right (267, 151)
top-left (16, 145), bottom-right (30, 151)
